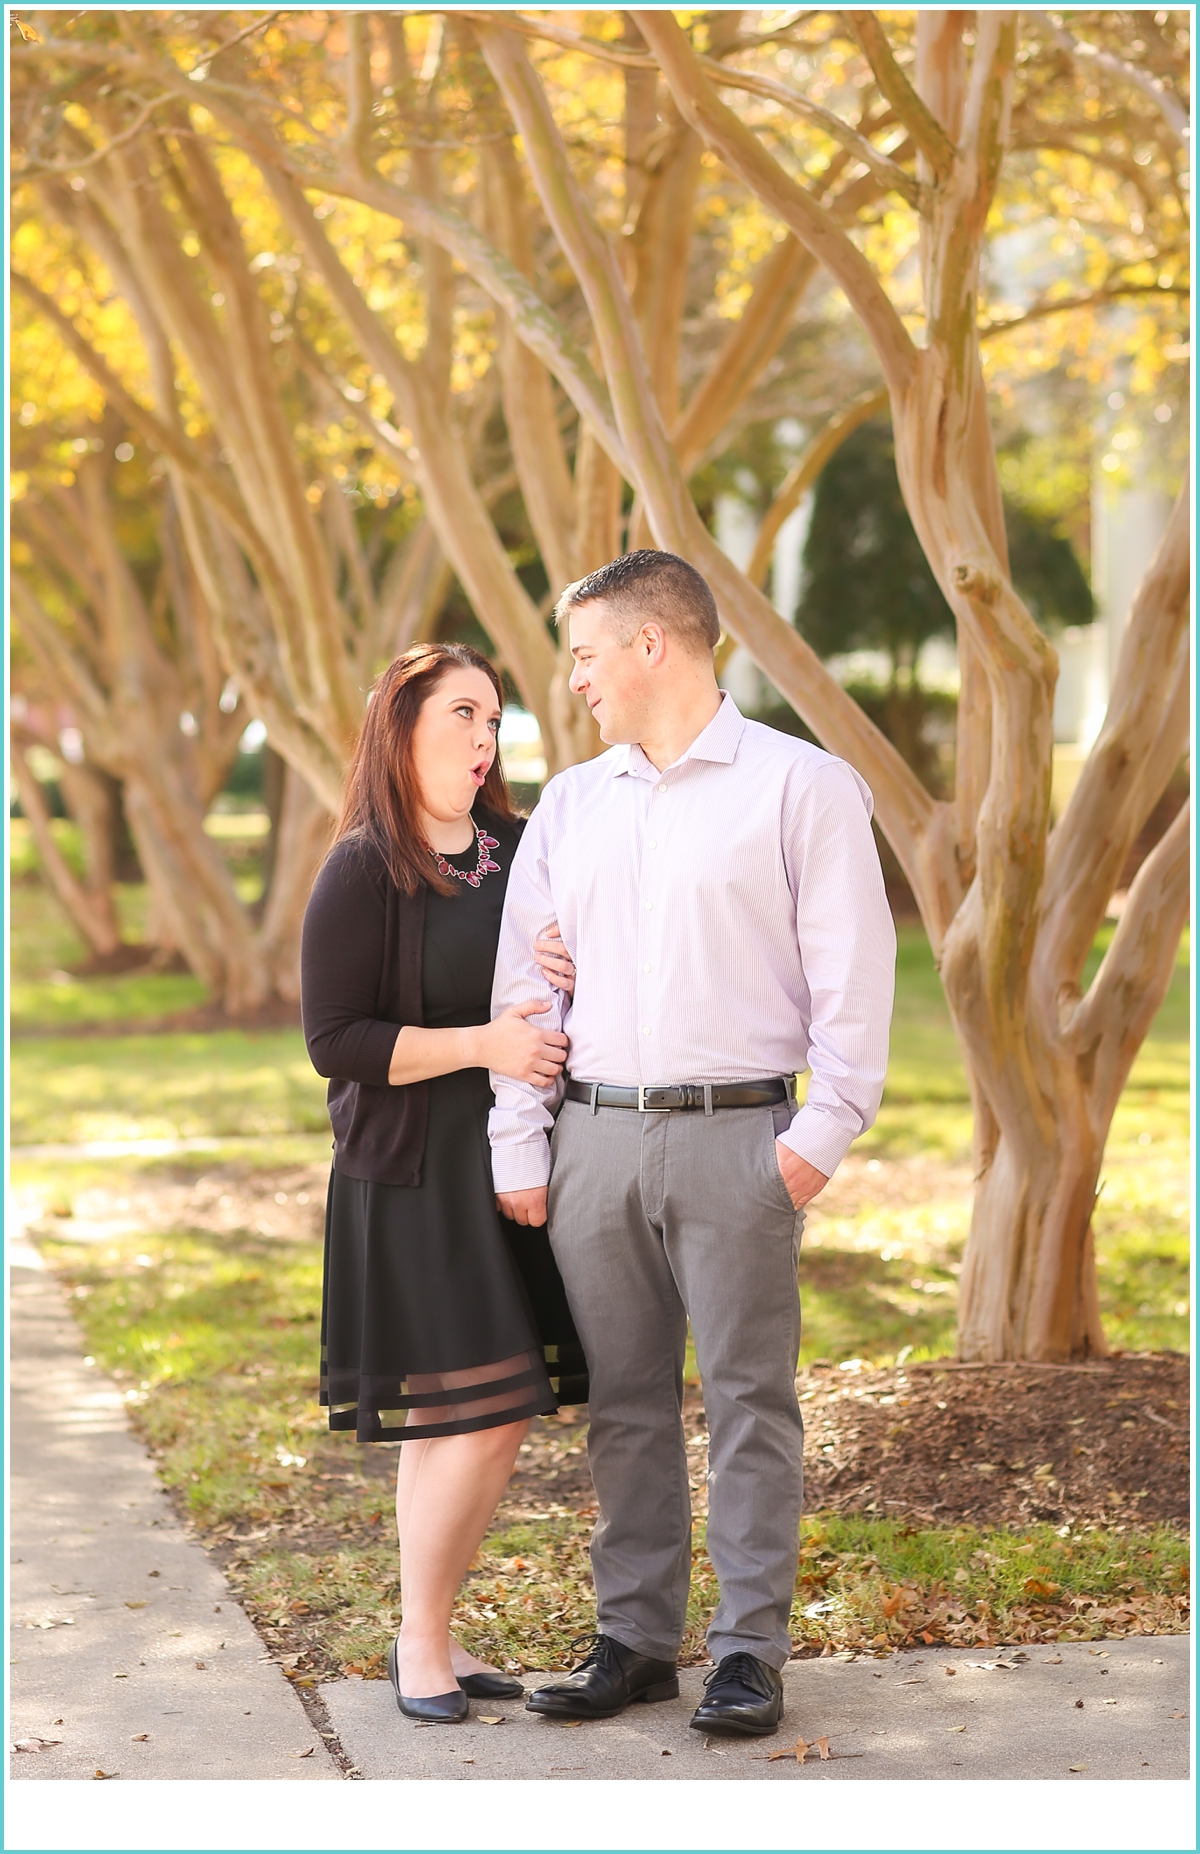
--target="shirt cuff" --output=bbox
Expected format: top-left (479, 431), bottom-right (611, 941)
top-left (490, 1138), bottom-right (552, 1194)
top-left (777, 1104), bottom-right (858, 1180)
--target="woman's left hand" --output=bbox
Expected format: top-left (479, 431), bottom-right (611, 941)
top-left (535, 921), bottom-right (576, 997)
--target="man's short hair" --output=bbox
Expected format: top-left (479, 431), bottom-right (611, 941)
top-left (554, 550), bottom-right (720, 656)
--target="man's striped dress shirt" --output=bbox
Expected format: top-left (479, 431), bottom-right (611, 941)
top-left (488, 694), bottom-right (896, 1193)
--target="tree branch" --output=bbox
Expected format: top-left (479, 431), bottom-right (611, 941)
top-left (1044, 17), bottom-right (1190, 149)
top-left (460, 0), bottom-right (924, 207)
top-left (979, 278), bottom-right (1190, 337)
top-left (635, 9), bottom-right (917, 397)
top-left (746, 386), bottom-right (888, 589)
top-left (703, 60), bottom-right (921, 205)
top-left (1073, 796), bottom-right (1191, 1130)
top-left (841, 11), bottom-right (957, 179)
top-left (10, 741), bottom-right (121, 957)
top-left (1038, 470), bottom-right (1190, 1005)
top-left (344, 12), bottom-right (376, 171)
top-left (10, 268), bottom-right (272, 574)
top-left (15, 90), bottom-right (174, 179)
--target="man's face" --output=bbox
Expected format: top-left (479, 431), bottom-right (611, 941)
top-left (567, 599), bottom-right (657, 745)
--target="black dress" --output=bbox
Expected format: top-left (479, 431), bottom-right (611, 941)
top-left (319, 824), bottom-right (587, 1443)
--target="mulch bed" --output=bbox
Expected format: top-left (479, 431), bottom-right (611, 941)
top-left (799, 1353), bottom-right (1190, 1531)
top-left (489, 1353), bottom-right (1191, 1533)
top-left (254, 1352), bottom-right (1192, 1534)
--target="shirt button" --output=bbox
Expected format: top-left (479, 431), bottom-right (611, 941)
top-left (642, 1026), bottom-right (652, 1036)
top-left (647, 839), bottom-right (657, 849)
top-left (645, 901), bottom-right (653, 911)
top-left (643, 964), bottom-right (652, 973)
top-left (658, 783), bottom-right (667, 793)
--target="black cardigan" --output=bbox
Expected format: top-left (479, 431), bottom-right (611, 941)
top-left (300, 834), bottom-right (430, 1187)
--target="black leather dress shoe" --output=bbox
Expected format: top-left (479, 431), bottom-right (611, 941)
top-left (526, 1633), bottom-right (679, 1720)
top-left (689, 1652), bottom-right (784, 1736)
top-left (457, 1669), bottom-right (525, 1700)
top-left (388, 1636), bottom-right (469, 1723)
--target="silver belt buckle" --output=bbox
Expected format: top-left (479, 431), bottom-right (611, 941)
top-left (637, 1084), bottom-right (650, 1112)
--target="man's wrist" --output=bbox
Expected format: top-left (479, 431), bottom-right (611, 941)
top-left (777, 1105), bottom-right (854, 1180)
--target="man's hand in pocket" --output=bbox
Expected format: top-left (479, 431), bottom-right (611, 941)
top-left (775, 1142), bottom-right (828, 1210)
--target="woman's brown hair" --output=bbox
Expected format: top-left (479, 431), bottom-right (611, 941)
top-left (334, 643), bottom-right (519, 896)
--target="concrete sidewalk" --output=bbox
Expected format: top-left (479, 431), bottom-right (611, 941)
top-left (8, 1236), bottom-right (338, 1781)
top-left (321, 1637), bottom-right (1191, 1780)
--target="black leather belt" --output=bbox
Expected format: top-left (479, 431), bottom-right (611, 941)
top-left (564, 1077), bottom-right (793, 1114)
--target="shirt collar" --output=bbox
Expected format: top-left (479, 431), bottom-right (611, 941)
top-left (612, 692), bottom-right (746, 780)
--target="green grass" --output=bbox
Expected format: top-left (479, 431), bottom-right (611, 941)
top-left (10, 1032), bottom-right (330, 1147)
top-left (32, 1222), bottom-right (1190, 1674)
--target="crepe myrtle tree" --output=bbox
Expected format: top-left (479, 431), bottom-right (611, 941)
top-left (10, 434), bottom-right (333, 1008)
top-left (461, 8), bottom-right (1187, 1362)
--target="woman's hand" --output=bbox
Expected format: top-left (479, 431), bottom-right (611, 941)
top-left (535, 921), bottom-right (576, 997)
top-left (478, 999), bottom-right (569, 1085)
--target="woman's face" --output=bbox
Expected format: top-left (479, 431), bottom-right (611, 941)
top-left (409, 666), bottom-right (502, 827)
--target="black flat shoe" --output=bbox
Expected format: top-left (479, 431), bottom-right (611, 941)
top-left (689, 1652), bottom-right (784, 1737)
top-left (458, 1670), bottom-right (525, 1700)
top-left (526, 1633), bottom-right (679, 1721)
top-left (388, 1636), bottom-right (470, 1723)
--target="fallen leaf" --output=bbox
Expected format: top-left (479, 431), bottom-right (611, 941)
top-left (1069, 1764), bottom-right (1088, 1773)
top-left (291, 1747), bottom-right (315, 1758)
top-left (946, 1725), bottom-right (966, 1733)
top-left (815, 1737), bottom-right (831, 1761)
top-left (16, 19), bottom-right (40, 41)
top-left (12, 1738), bottom-right (62, 1753)
top-left (1170, 1711), bottom-right (1187, 1719)
top-left (557, 1719), bottom-right (582, 1728)
top-left (112, 1672), bottom-right (129, 1680)
top-left (896, 1679), bottom-right (925, 1686)
top-left (478, 1715), bottom-right (505, 1726)
top-left (943, 1666), bottom-right (957, 1676)
top-left (660, 1748), bottom-right (672, 1756)
top-left (124, 1601), bottom-right (147, 1610)
top-left (1044, 1654), bottom-right (1063, 1664)
top-left (93, 1769), bottom-right (117, 1780)
top-left (131, 1734), bottom-right (150, 1742)
top-left (194, 1662), bottom-right (207, 1671)
top-left (768, 1735), bottom-right (809, 1763)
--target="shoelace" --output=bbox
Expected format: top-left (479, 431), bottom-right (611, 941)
top-left (703, 1651), bottom-right (771, 1692)
top-left (565, 1631), bottom-right (619, 1674)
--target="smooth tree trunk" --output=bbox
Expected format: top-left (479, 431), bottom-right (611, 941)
top-left (11, 745), bottom-right (123, 959)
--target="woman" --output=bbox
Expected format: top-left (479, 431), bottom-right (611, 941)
top-left (301, 642), bottom-right (586, 1724)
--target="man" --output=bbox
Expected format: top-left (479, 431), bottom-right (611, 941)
top-left (489, 550), bottom-right (895, 1736)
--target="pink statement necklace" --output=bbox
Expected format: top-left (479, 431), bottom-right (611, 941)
top-left (429, 826), bottom-right (501, 889)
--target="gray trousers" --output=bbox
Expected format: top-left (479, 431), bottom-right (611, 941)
top-left (547, 1097), bottom-right (804, 1670)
